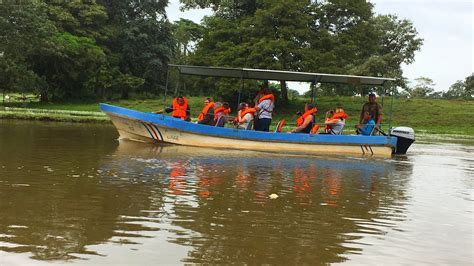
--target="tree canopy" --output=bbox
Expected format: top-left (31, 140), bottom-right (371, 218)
top-left (1, 0), bottom-right (173, 101)
top-left (182, 0), bottom-right (423, 103)
top-left (7, 0), bottom-right (465, 104)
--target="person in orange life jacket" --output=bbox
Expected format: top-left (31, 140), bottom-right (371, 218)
top-left (323, 109), bottom-right (334, 132)
top-left (214, 102), bottom-right (231, 127)
top-left (254, 87), bottom-right (274, 132)
top-left (324, 107), bottom-right (348, 134)
top-left (197, 97), bottom-right (215, 126)
top-left (234, 102), bottom-right (256, 129)
top-left (154, 96), bottom-right (191, 121)
top-left (360, 92), bottom-right (382, 128)
top-left (291, 103), bottom-right (317, 133)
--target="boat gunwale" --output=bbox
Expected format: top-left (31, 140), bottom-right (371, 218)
top-left (101, 103), bottom-right (397, 148)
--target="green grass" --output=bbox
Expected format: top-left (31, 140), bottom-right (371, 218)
top-left (1, 95), bottom-right (473, 136)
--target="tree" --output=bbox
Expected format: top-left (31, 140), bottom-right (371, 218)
top-left (464, 73), bottom-right (474, 100)
top-left (444, 73), bottom-right (474, 100)
top-left (172, 19), bottom-right (204, 64)
top-left (0, 2), bottom-right (56, 100)
top-left (409, 77), bottom-right (435, 98)
top-left (444, 80), bottom-right (465, 99)
top-left (347, 14), bottom-right (423, 92)
top-left (97, 0), bottom-right (174, 97)
top-left (185, 0), bottom-right (423, 103)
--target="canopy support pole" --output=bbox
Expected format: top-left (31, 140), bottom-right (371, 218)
top-left (381, 81), bottom-right (386, 109)
top-left (174, 70), bottom-right (181, 96)
top-left (381, 81), bottom-right (386, 131)
top-left (163, 67), bottom-right (171, 118)
top-left (388, 82), bottom-right (394, 130)
top-left (311, 76), bottom-right (321, 104)
top-left (237, 71), bottom-right (243, 110)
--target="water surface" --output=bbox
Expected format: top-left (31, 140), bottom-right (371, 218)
top-left (0, 120), bottom-right (472, 265)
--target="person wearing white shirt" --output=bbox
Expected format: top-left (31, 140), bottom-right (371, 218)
top-left (255, 88), bottom-right (274, 132)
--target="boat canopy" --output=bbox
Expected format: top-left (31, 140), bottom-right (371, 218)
top-left (169, 64), bottom-right (395, 86)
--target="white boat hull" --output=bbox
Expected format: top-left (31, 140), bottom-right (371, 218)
top-left (106, 112), bottom-right (394, 157)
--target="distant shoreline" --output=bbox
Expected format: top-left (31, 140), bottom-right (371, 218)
top-left (1, 96), bottom-right (473, 136)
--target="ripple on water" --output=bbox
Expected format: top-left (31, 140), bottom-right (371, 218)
top-left (1, 122), bottom-right (473, 264)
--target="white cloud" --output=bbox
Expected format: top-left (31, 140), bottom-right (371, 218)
top-left (166, 0), bottom-right (212, 23)
top-left (371, 0), bottom-right (473, 91)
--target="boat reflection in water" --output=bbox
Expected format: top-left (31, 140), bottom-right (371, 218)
top-left (98, 140), bottom-right (413, 264)
top-left (0, 134), bottom-right (413, 264)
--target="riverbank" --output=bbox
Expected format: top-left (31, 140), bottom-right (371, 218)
top-left (1, 96), bottom-right (473, 135)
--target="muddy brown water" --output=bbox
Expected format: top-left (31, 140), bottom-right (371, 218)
top-left (0, 120), bottom-right (472, 265)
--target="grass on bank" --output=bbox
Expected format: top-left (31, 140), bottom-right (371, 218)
top-left (1, 94), bottom-right (473, 135)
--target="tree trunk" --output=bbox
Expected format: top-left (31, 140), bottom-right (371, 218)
top-left (121, 88), bottom-right (129, 99)
top-left (280, 80), bottom-right (288, 105)
top-left (40, 88), bottom-right (49, 102)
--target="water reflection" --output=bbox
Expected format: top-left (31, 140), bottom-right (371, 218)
top-left (103, 141), bottom-right (412, 264)
top-left (0, 120), bottom-right (419, 264)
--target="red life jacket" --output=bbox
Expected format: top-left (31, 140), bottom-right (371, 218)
top-left (197, 101), bottom-right (214, 121)
top-left (172, 97), bottom-right (188, 119)
top-left (296, 107), bottom-right (317, 126)
top-left (257, 94), bottom-right (275, 104)
top-left (214, 106), bottom-right (231, 121)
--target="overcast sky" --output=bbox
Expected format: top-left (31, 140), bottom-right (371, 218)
top-left (166, 0), bottom-right (473, 92)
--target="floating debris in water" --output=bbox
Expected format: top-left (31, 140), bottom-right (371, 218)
top-left (43, 166), bottom-right (54, 172)
top-left (71, 174), bottom-right (80, 178)
top-left (11, 184), bottom-right (30, 187)
top-left (8, 225), bottom-right (28, 229)
top-left (269, 194), bottom-right (279, 199)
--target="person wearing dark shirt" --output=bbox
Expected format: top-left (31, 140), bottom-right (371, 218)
top-left (154, 96), bottom-right (191, 121)
top-left (291, 103), bottom-right (317, 133)
top-left (360, 92), bottom-right (382, 127)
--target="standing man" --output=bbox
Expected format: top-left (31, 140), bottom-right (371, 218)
top-left (360, 92), bottom-right (382, 127)
top-left (255, 87), bottom-right (274, 132)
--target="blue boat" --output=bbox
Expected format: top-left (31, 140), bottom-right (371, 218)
top-left (101, 65), bottom-right (415, 156)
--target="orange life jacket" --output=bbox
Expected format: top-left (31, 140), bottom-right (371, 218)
top-left (239, 108), bottom-right (257, 120)
top-left (296, 107), bottom-right (317, 126)
top-left (331, 112), bottom-right (348, 120)
top-left (324, 112), bottom-right (348, 131)
top-left (172, 97), bottom-right (188, 119)
top-left (214, 106), bottom-right (231, 121)
top-left (197, 101), bottom-right (214, 121)
top-left (257, 94), bottom-right (275, 104)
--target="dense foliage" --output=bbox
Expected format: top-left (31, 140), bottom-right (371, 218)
top-left (182, 0), bottom-right (424, 103)
top-left (1, 0), bottom-right (469, 103)
top-left (1, 0), bottom-right (173, 101)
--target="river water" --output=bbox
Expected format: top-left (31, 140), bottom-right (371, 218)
top-left (0, 120), bottom-right (472, 265)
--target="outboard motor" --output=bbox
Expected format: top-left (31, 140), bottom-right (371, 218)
top-left (389, 127), bottom-right (415, 154)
